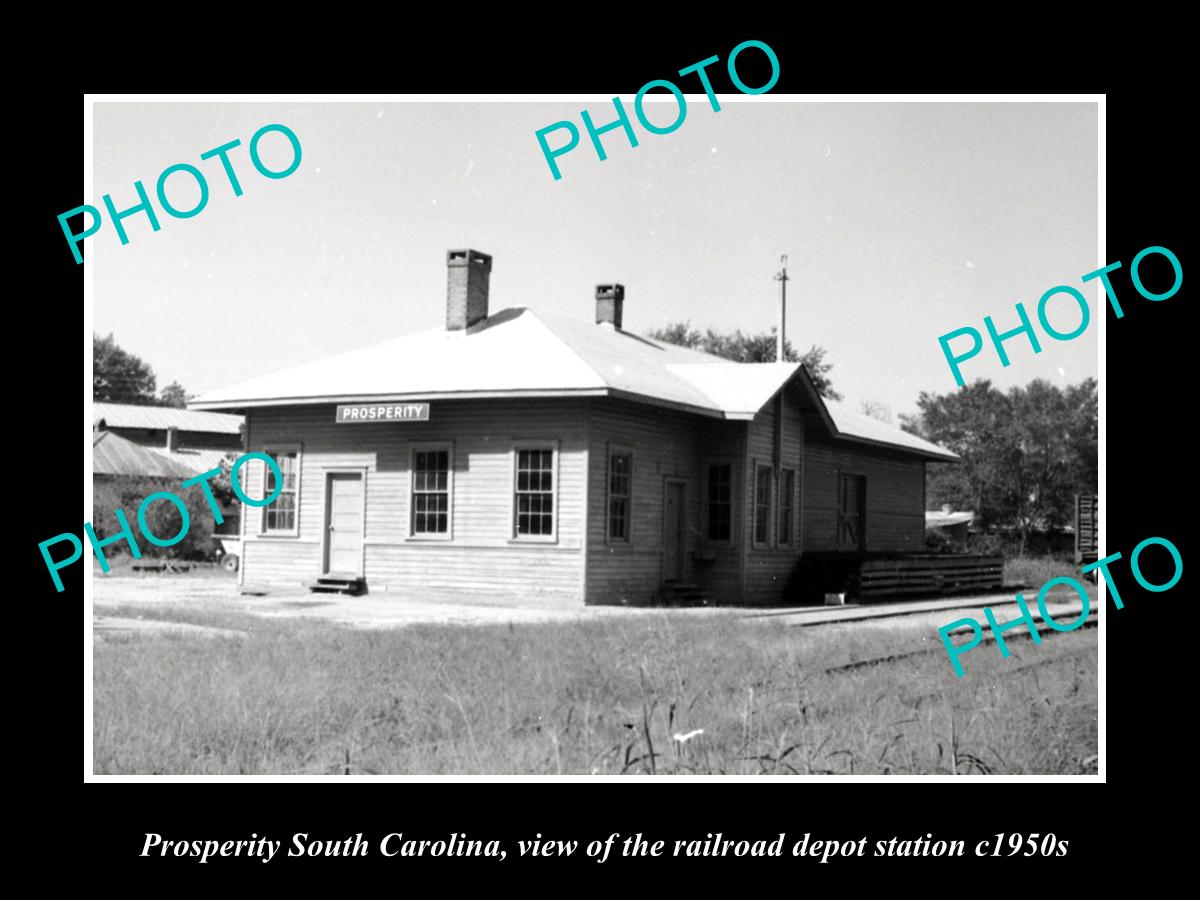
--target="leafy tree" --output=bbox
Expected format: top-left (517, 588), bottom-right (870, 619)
top-left (92, 476), bottom-right (217, 560)
top-left (206, 450), bottom-right (245, 510)
top-left (159, 381), bottom-right (190, 408)
top-left (901, 378), bottom-right (1097, 552)
top-left (94, 333), bottom-right (157, 404)
top-left (648, 321), bottom-right (842, 400)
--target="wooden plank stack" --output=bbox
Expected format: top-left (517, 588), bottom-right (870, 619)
top-left (1075, 493), bottom-right (1098, 568)
top-left (852, 554), bottom-right (1004, 600)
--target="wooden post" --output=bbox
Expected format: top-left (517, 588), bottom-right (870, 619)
top-left (774, 255), bottom-right (789, 363)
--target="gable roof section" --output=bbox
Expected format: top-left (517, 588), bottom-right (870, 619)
top-left (666, 363), bottom-right (800, 420)
top-left (191, 307), bottom-right (957, 461)
top-left (93, 402), bottom-right (243, 435)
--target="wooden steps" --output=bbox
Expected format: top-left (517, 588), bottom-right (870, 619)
top-left (305, 574), bottom-right (366, 596)
top-left (657, 582), bottom-right (708, 607)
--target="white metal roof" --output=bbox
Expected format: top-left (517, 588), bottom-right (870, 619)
top-left (93, 401), bottom-right (243, 434)
top-left (822, 399), bottom-right (959, 460)
top-left (191, 307), bottom-right (957, 460)
top-left (925, 509), bottom-right (976, 528)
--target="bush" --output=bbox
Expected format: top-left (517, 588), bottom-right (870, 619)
top-left (92, 476), bottom-right (218, 561)
top-left (964, 531), bottom-right (1016, 557)
top-left (923, 529), bottom-right (963, 554)
top-left (1004, 555), bottom-right (1082, 589)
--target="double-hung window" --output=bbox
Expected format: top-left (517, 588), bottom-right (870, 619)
top-left (778, 468), bottom-right (795, 547)
top-left (608, 450), bottom-right (633, 543)
top-left (514, 447), bottom-right (556, 539)
top-left (706, 462), bottom-right (733, 542)
top-left (411, 446), bottom-right (452, 537)
top-left (753, 463), bottom-right (773, 547)
top-left (261, 449), bottom-right (300, 535)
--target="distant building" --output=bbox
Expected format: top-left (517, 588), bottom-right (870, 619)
top-left (92, 402), bottom-right (243, 478)
top-left (92, 402), bottom-right (245, 534)
top-left (925, 505), bottom-right (974, 543)
top-left (192, 249), bottom-right (959, 605)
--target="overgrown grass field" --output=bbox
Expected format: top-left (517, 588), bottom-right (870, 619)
top-left (94, 604), bottom-right (1097, 776)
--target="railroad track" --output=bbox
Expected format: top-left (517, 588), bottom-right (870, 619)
top-left (822, 609), bottom-right (1098, 674)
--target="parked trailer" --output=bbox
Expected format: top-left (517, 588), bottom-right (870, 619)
top-left (216, 536), bottom-right (241, 573)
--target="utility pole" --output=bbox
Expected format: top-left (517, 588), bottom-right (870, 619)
top-left (774, 254), bottom-right (789, 362)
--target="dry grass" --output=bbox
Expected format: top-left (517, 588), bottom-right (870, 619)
top-left (94, 606), bottom-right (1097, 776)
top-left (1004, 555), bottom-right (1087, 590)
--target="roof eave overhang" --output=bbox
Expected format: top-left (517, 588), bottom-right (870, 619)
top-left (189, 379), bottom-right (960, 461)
top-left (833, 433), bottom-right (961, 462)
top-left (191, 386), bottom-right (736, 420)
top-left (189, 386), bottom-right (613, 412)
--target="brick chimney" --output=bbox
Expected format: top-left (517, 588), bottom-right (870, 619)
top-left (596, 283), bottom-right (624, 329)
top-left (446, 249), bottom-right (492, 330)
top-left (165, 426), bottom-right (181, 452)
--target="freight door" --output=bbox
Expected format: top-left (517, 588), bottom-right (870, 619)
top-left (663, 479), bottom-right (687, 582)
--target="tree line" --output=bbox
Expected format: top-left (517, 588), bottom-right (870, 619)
top-left (94, 333), bottom-right (190, 407)
top-left (901, 378), bottom-right (1097, 550)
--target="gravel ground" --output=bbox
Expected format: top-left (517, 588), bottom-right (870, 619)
top-left (90, 572), bottom-right (1098, 633)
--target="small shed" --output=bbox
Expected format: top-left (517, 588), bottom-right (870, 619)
top-left (925, 506), bottom-right (975, 543)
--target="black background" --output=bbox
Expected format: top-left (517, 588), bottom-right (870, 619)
top-left (24, 27), bottom-right (1186, 882)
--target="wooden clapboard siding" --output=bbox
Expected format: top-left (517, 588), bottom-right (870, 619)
top-left (365, 545), bottom-right (580, 603)
top-left (242, 398), bottom-right (586, 604)
top-left (243, 539), bottom-right (321, 588)
top-left (583, 398), bottom-right (744, 605)
top-left (742, 392), bottom-right (804, 605)
top-left (801, 431), bottom-right (926, 553)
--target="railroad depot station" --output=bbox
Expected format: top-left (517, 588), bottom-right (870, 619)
top-left (191, 249), bottom-right (959, 606)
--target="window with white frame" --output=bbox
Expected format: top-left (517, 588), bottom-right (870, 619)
top-left (411, 446), bottom-right (452, 536)
top-left (753, 463), bottom-right (773, 547)
top-left (514, 447), bottom-right (556, 538)
top-left (261, 449), bottom-right (299, 534)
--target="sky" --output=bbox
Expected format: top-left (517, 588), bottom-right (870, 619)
top-left (93, 100), bottom-right (1098, 417)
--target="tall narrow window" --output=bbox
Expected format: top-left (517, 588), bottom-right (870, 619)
top-left (608, 451), bottom-right (632, 542)
top-left (753, 464), bottom-right (773, 547)
top-left (412, 447), bottom-right (451, 536)
top-left (515, 448), bottom-right (555, 538)
top-left (778, 468), bottom-right (795, 546)
top-left (262, 450), bottom-right (299, 534)
top-left (706, 463), bottom-right (732, 541)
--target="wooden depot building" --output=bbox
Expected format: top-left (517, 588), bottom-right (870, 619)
top-left (191, 249), bottom-right (958, 605)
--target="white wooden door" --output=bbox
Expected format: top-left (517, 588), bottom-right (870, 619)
top-left (324, 473), bottom-right (364, 576)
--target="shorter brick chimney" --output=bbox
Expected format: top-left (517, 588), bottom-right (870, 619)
top-left (596, 284), bottom-right (624, 329)
top-left (446, 249), bottom-right (492, 330)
